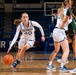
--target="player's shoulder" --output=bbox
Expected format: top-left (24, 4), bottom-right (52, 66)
top-left (29, 20), bottom-right (37, 23)
top-left (17, 22), bottom-right (23, 27)
top-left (17, 22), bottom-right (23, 28)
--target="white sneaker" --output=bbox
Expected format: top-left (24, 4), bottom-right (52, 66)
top-left (57, 59), bottom-right (69, 64)
top-left (69, 68), bottom-right (76, 73)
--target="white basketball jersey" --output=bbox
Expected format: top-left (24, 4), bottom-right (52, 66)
top-left (56, 8), bottom-right (72, 30)
top-left (10, 20), bottom-right (44, 48)
top-left (20, 21), bottom-right (35, 40)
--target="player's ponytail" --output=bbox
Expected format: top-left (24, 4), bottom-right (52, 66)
top-left (14, 19), bottom-right (22, 25)
top-left (59, 3), bottom-right (65, 20)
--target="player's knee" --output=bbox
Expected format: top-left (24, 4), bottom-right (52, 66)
top-left (65, 49), bottom-right (70, 53)
top-left (68, 50), bottom-right (70, 53)
top-left (22, 45), bottom-right (28, 51)
top-left (54, 50), bottom-right (59, 53)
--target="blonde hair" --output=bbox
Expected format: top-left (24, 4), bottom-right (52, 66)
top-left (59, 0), bottom-right (73, 20)
top-left (64, 0), bottom-right (73, 6)
top-left (59, 3), bottom-right (65, 20)
top-left (64, 0), bottom-right (69, 5)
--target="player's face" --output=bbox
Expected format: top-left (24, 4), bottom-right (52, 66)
top-left (21, 13), bottom-right (29, 23)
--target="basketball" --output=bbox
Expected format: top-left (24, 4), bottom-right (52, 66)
top-left (3, 54), bottom-right (14, 65)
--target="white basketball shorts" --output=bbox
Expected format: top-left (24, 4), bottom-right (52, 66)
top-left (53, 28), bottom-right (67, 42)
top-left (18, 38), bottom-right (35, 49)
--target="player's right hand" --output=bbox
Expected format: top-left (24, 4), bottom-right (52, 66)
top-left (7, 47), bottom-right (11, 53)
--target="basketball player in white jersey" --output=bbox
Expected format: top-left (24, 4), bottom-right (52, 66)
top-left (46, 0), bottom-right (73, 72)
top-left (7, 12), bottom-right (45, 70)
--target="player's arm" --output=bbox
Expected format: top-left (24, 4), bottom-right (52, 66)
top-left (32, 21), bottom-right (45, 41)
top-left (60, 8), bottom-right (72, 29)
top-left (7, 25), bottom-right (21, 53)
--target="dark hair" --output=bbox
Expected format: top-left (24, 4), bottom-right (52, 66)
top-left (21, 12), bottom-right (29, 18)
top-left (14, 19), bottom-right (22, 25)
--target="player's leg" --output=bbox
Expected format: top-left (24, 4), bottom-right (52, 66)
top-left (11, 49), bottom-right (21, 72)
top-left (60, 39), bottom-right (70, 72)
top-left (57, 35), bottom-right (70, 64)
top-left (11, 38), bottom-right (25, 68)
top-left (11, 44), bottom-right (31, 73)
top-left (17, 43), bottom-right (31, 59)
top-left (11, 39), bottom-right (34, 68)
top-left (72, 35), bottom-right (76, 60)
top-left (46, 42), bottom-right (60, 70)
top-left (17, 40), bottom-right (35, 59)
top-left (67, 35), bottom-right (72, 43)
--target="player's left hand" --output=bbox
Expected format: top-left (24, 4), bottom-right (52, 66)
top-left (41, 36), bottom-right (45, 42)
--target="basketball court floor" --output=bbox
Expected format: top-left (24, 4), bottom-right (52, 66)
top-left (0, 52), bottom-right (76, 75)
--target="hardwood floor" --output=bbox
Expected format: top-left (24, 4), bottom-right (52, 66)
top-left (0, 52), bottom-right (76, 75)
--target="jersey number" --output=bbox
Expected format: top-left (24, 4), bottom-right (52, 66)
top-left (24, 31), bottom-right (32, 35)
